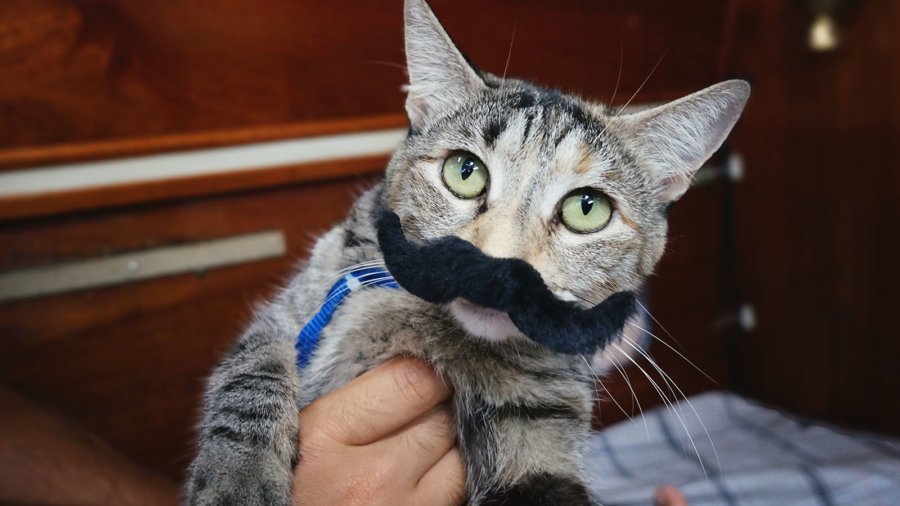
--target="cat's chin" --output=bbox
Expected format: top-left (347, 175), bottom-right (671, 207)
top-left (449, 299), bottom-right (523, 343)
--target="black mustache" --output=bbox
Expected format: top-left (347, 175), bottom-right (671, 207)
top-left (375, 208), bottom-right (637, 355)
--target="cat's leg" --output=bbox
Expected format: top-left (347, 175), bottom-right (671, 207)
top-left (481, 473), bottom-right (593, 506)
top-left (183, 312), bottom-right (301, 506)
top-left (458, 395), bottom-right (595, 506)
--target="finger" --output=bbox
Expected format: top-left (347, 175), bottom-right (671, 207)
top-left (372, 403), bottom-right (455, 480)
top-left (415, 447), bottom-right (466, 506)
top-left (654, 485), bottom-right (689, 506)
top-left (301, 356), bottom-right (452, 446)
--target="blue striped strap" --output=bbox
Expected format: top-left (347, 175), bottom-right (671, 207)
top-left (295, 268), bottom-right (398, 370)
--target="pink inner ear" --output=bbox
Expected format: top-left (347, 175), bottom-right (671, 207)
top-left (654, 172), bottom-right (694, 203)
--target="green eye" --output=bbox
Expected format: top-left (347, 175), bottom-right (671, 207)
top-left (442, 151), bottom-right (489, 198)
top-left (560, 189), bottom-right (613, 233)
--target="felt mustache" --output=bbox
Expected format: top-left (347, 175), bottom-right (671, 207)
top-left (375, 207), bottom-right (637, 355)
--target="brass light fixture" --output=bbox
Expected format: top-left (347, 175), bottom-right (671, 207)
top-left (807, 0), bottom-right (842, 51)
top-left (806, 0), bottom-right (864, 52)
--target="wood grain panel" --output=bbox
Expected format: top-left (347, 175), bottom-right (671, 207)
top-left (727, 0), bottom-right (900, 436)
top-left (0, 175), bottom-right (377, 479)
top-left (0, 0), bottom-right (730, 161)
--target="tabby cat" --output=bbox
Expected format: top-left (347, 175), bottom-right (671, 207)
top-left (183, 0), bottom-right (749, 504)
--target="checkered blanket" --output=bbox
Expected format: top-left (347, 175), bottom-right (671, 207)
top-left (585, 391), bottom-right (900, 505)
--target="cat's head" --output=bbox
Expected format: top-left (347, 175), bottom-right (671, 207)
top-left (381, 0), bottom-right (749, 344)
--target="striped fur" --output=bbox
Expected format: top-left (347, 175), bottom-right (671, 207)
top-left (184, 0), bottom-right (748, 504)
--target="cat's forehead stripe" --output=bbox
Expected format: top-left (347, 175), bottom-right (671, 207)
top-left (483, 117), bottom-right (507, 147)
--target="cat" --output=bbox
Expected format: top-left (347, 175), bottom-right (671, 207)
top-left (183, 0), bottom-right (749, 504)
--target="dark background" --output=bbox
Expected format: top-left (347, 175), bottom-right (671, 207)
top-left (0, 0), bottom-right (897, 481)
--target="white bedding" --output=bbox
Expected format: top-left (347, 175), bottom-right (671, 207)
top-left (585, 391), bottom-right (900, 505)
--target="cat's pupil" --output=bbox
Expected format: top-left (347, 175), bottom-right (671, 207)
top-left (581, 194), bottom-right (594, 215)
top-left (460, 159), bottom-right (476, 180)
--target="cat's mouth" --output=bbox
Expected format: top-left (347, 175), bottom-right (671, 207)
top-left (449, 299), bottom-right (522, 342)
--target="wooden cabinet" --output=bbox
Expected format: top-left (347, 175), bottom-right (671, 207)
top-left (12, 0), bottom-right (894, 481)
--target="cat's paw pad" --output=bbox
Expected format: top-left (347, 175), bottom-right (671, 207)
top-left (183, 458), bottom-right (291, 506)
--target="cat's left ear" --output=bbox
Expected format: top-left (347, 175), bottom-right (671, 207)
top-left (404, 0), bottom-right (486, 130)
top-left (610, 80), bottom-right (750, 202)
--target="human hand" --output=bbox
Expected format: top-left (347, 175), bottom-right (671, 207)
top-left (654, 485), bottom-right (689, 506)
top-left (293, 357), bottom-right (466, 506)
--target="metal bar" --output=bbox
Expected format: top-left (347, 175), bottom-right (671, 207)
top-left (0, 230), bottom-right (286, 303)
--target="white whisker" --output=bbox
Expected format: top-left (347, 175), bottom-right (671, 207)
top-left (604, 348), bottom-right (650, 443)
top-left (596, 51), bottom-right (667, 141)
top-left (610, 342), bottom-right (677, 419)
top-left (629, 321), bottom-right (720, 387)
top-left (611, 341), bottom-right (705, 474)
top-left (635, 300), bottom-right (687, 353)
top-left (620, 336), bottom-right (720, 474)
top-left (582, 355), bottom-right (632, 422)
top-left (608, 44), bottom-right (624, 107)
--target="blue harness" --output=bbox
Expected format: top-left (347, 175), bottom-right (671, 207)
top-left (295, 268), bottom-right (399, 370)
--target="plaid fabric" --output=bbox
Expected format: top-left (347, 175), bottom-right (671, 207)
top-left (585, 392), bottom-right (900, 506)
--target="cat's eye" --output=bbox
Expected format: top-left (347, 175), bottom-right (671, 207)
top-left (442, 151), bottom-right (489, 199)
top-left (560, 189), bottom-right (613, 233)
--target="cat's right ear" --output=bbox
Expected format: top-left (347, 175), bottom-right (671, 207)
top-left (404, 0), bottom-right (486, 130)
top-left (609, 80), bottom-right (750, 203)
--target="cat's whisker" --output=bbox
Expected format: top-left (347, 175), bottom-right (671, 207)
top-left (509, 336), bottom-right (525, 362)
top-left (629, 322), bottom-right (720, 387)
top-left (620, 334), bottom-right (721, 473)
top-left (596, 50), bottom-right (667, 141)
top-left (609, 341), bottom-right (690, 448)
top-left (602, 348), bottom-right (635, 414)
top-left (615, 51), bottom-right (667, 118)
top-left (609, 341), bottom-right (695, 465)
top-left (612, 341), bottom-right (705, 474)
top-left (608, 44), bottom-right (624, 108)
top-left (500, 19), bottom-right (517, 86)
top-left (431, 318), bottom-right (465, 340)
top-left (366, 60), bottom-right (408, 71)
top-left (620, 336), bottom-right (684, 423)
top-left (610, 342), bottom-right (677, 420)
top-left (634, 300), bottom-right (688, 353)
top-left (304, 260), bottom-right (386, 299)
top-left (582, 355), bottom-right (632, 422)
top-left (620, 337), bottom-right (680, 405)
top-left (604, 348), bottom-right (650, 443)
top-left (572, 293), bottom-right (599, 307)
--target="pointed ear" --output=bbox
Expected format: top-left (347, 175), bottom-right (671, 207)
top-left (404, 0), bottom-right (486, 129)
top-left (610, 80), bottom-right (750, 202)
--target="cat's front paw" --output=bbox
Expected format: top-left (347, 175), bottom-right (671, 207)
top-left (183, 450), bottom-right (293, 506)
top-left (481, 472), bottom-right (594, 506)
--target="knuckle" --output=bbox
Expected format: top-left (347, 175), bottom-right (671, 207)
top-left (302, 402), bottom-right (362, 447)
top-left (433, 406), bottom-right (454, 432)
top-left (393, 358), bottom-right (439, 406)
top-left (299, 417), bottom-right (336, 453)
top-left (404, 427), bottom-right (439, 453)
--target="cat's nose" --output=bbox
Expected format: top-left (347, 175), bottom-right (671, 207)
top-left (464, 211), bottom-right (525, 260)
top-left (477, 232), bottom-right (521, 260)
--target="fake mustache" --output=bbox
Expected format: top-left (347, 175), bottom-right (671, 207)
top-left (375, 207), bottom-right (637, 355)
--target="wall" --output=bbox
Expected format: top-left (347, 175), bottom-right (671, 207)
top-left (728, 0), bottom-right (900, 436)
